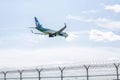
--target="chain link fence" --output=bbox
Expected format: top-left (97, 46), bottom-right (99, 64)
top-left (0, 63), bottom-right (120, 80)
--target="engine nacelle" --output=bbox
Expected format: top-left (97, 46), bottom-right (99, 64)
top-left (49, 34), bottom-right (54, 37)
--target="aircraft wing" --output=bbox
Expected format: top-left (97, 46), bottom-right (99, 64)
top-left (55, 24), bottom-right (67, 34)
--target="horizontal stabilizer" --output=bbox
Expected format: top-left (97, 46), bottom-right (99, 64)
top-left (28, 27), bottom-right (36, 28)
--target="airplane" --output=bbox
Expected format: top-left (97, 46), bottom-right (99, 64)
top-left (29, 17), bottom-right (68, 38)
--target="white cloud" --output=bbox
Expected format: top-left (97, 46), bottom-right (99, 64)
top-left (87, 18), bottom-right (120, 30)
top-left (82, 10), bottom-right (98, 14)
top-left (19, 33), bottom-right (47, 43)
top-left (65, 32), bottom-right (78, 41)
top-left (66, 15), bottom-right (82, 21)
top-left (65, 31), bottom-right (88, 41)
top-left (66, 15), bottom-right (110, 22)
top-left (89, 29), bottom-right (120, 42)
top-left (66, 15), bottom-right (120, 30)
top-left (87, 18), bottom-right (110, 23)
top-left (0, 47), bottom-right (120, 68)
top-left (104, 4), bottom-right (120, 13)
top-left (0, 33), bottom-right (48, 44)
top-left (97, 20), bottom-right (120, 30)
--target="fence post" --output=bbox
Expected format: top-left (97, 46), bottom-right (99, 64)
top-left (18, 70), bottom-right (24, 80)
top-left (114, 63), bottom-right (120, 80)
top-left (36, 69), bottom-right (42, 80)
top-left (59, 67), bottom-right (65, 80)
top-left (84, 65), bottom-right (90, 80)
top-left (2, 71), bottom-right (8, 80)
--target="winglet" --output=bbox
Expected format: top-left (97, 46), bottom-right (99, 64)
top-left (64, 23), bottom-right (67, 27)
top-left (54, 23), bottom-right (67, 35)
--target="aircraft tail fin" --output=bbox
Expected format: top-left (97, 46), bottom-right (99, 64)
top-left (34, 17), bottom-right (41, 27)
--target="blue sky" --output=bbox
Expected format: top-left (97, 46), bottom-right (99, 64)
top-left (0, 0), bottom-right (120, 68)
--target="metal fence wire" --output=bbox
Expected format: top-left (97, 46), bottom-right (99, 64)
top-left (0, 63), bottom-right (120, 80)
